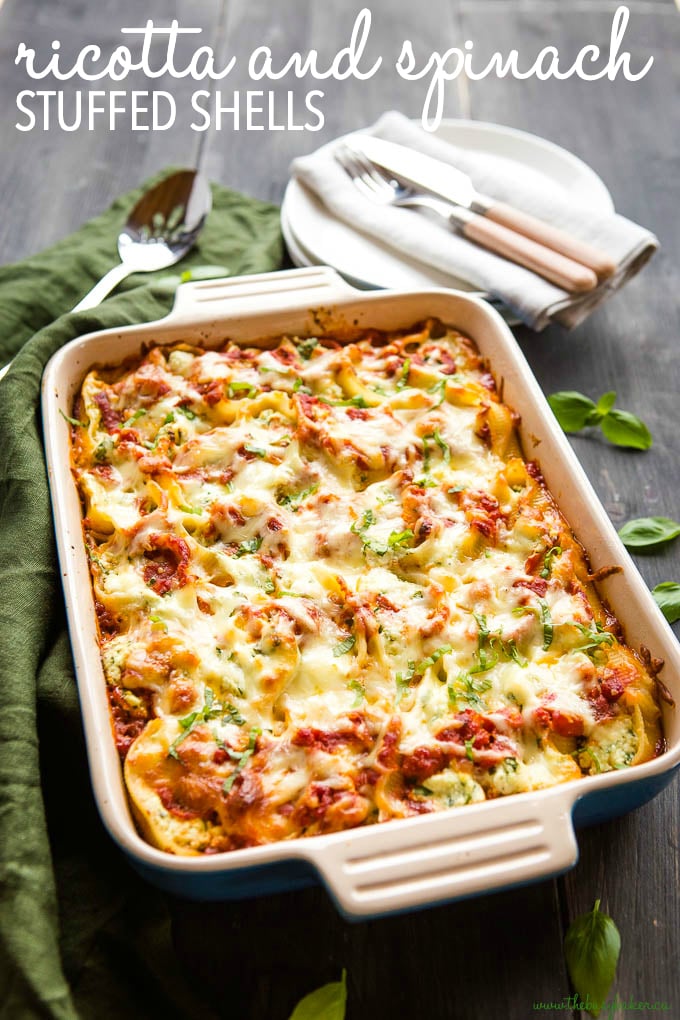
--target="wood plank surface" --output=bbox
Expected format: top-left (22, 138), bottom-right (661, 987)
top-left (0, 0), bottom-right (223, 261)
top-left (458, 4), bottom-right (680, 1018)
top-left (202, 0), bottom-right (462, 201)
top-left (0, 0), bottom-right (678, 1017)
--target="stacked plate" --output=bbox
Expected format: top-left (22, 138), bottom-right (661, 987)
top-left (281, 119), bottom-right (615, 297)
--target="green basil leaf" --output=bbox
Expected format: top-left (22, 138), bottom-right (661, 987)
top-left (333, 635), bottom-right (356, 656)
top-left (243, 443), bottom-right (267, 458)
top-left (180, 265), bottom-right (229, 282)
top-left (547, 391), bottom-right (597, 432)
top-left (59, 408), bottom-right (87, 428)
top-left (347, 679), bottom-right (365, 707)
top-left (225, 704), bottom-right (246, 726)
top-left (415, 644), bottom-right (452, 675)
top-left (319, 395), bottom-right (368, 409)
top-left (540, 545), bottom-right (562, 579)
top-left (387, 528), bottom-right (414, 549)
top-left (288, 970), bottom-right (347, 1020)
top-left (296, 337), bottom-right (319, 360)
top-left (396, 357), bottom-right (411, 390)
top-left (595, 390), bottom-right (617, 417)
top-left (652, 582), bottom-right (680, 624)
top-left (503, 638), bottom-right (527, 667)
top-left (564, 900), bottom-right (620, 1018)
top-left (396, 662), bottom-right (416, 703)
top-left (228, 381), bottom-right (258, 399)
top-left (432, 429), bottom-right (450, 463)
top-left (539, 599), bottom-right (553, 650)
top-left (235, 536), bottom-right (263, 557)
top-left (600, 409), bottom-right (652, 450)
top-left (618, 516), bottom-right (680, 550)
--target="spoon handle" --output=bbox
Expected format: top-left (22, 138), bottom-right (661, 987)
top-left (72, 262), bottom-right (132, 313)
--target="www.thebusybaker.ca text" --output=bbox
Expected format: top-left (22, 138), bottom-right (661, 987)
top-left (533, 995), bottom-right (670, 1015)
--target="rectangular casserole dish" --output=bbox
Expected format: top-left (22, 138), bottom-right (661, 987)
top-left (42, 266), bottom-right (680, 919)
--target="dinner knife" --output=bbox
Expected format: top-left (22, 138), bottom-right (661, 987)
top-left (354, 136), bottom-right (617, 282)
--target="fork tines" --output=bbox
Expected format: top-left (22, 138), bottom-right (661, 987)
top-left (334, 143), bottom-right (395, 201)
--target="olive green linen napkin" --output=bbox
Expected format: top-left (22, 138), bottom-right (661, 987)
top-left (0, 174), bottom-right (284, 1020)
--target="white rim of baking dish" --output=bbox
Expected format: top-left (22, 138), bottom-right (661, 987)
top-left (42, 266), bottom-right (680, 919)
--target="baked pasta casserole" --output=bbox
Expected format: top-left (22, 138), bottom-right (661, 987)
top-left (68, 319), bottom-right (664, 855)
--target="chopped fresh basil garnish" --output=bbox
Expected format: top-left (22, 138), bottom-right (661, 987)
top-left (222, 727), bottom-right (261, 793)
top-left (540, 545), bottom-right (562, 579)
top-left (574, 622), bottom-right (615, 655)
top-left (243, 443), bottom-right (266, 458)
top-left (225, 704), bottom-right (246, 727)
top-left (428, 378), bottom-right (447, 406)
top-left (396, 358), bottom-right (411, 390)
top-left (228, 381), bottom-right (258, 399)
top-left (504, 638), bottom-right (527, 668)
top-left (347, 679), bottom-right (365, 707)
top-left (319, 395), bottom-right (368, 409)
top-left (167, 687), bottom-right (222, 760)
top-left (539, 599), bottom-right (553, 650)
top-left (277, 482), bottom-right (319, 510)
top-left (296, 337), bottom-right (319, 360)
top-left (235, 536), bottom-right (263, 557)
top-left (387, 529), bottom-right (414, 550)
top-left (448, 670), bottom-right (492, 708)
top-left (333, 635), bottom-right (356, 656)
top-left (59, 408), bottom-right (87, 428)
top-left (122, 408), bottom-right (146, 427)
top-left (416, 644), bottom-right (451, 674)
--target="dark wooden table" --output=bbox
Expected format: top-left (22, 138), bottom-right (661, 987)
top-left (1, 1), bottom-right (679, 1018)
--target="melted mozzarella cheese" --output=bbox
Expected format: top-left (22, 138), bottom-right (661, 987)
top-left (71, 323), bottom-right (662, 856)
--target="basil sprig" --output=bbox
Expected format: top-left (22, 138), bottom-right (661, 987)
top-left (564, 900), bottom-right (621, 1018)
top-left (652, 582), bottom-right (680, 624)
top-left (288, 970), bottom-right (347, 1020)
top-left (618, 516), bottom-right (680, 550)
top-left (548, 390), bottom-right (652, 450)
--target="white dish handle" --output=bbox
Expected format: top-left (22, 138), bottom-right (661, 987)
top-left (167, 266), bottom-right (359, 324)
top-left (304, 790), bottom-right (578, 919)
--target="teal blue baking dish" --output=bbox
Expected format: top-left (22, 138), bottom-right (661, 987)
top-left (42, 267), bottom-right (680, 920)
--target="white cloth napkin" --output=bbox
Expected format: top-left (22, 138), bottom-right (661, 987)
top-left (290, 111), bottom-right (658, 331)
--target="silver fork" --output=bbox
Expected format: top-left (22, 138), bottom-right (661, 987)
top-left (334, 144), bottom-right (598, 295)
top-left (336, 144), bottom-right (473, 223)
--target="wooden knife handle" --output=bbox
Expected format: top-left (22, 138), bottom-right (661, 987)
top-left (484, 202), bottom-right (617, 281)
top-left (461, 215), bottom-right (599, 294)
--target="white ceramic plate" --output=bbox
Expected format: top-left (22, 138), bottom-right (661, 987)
top-left (282, 119), bottom-right (615, 293)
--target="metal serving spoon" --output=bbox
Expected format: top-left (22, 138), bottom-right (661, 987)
top-left (0, 169), bottom-right (211, 381)
top-left (73, 168), bottom-right (212, 311)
